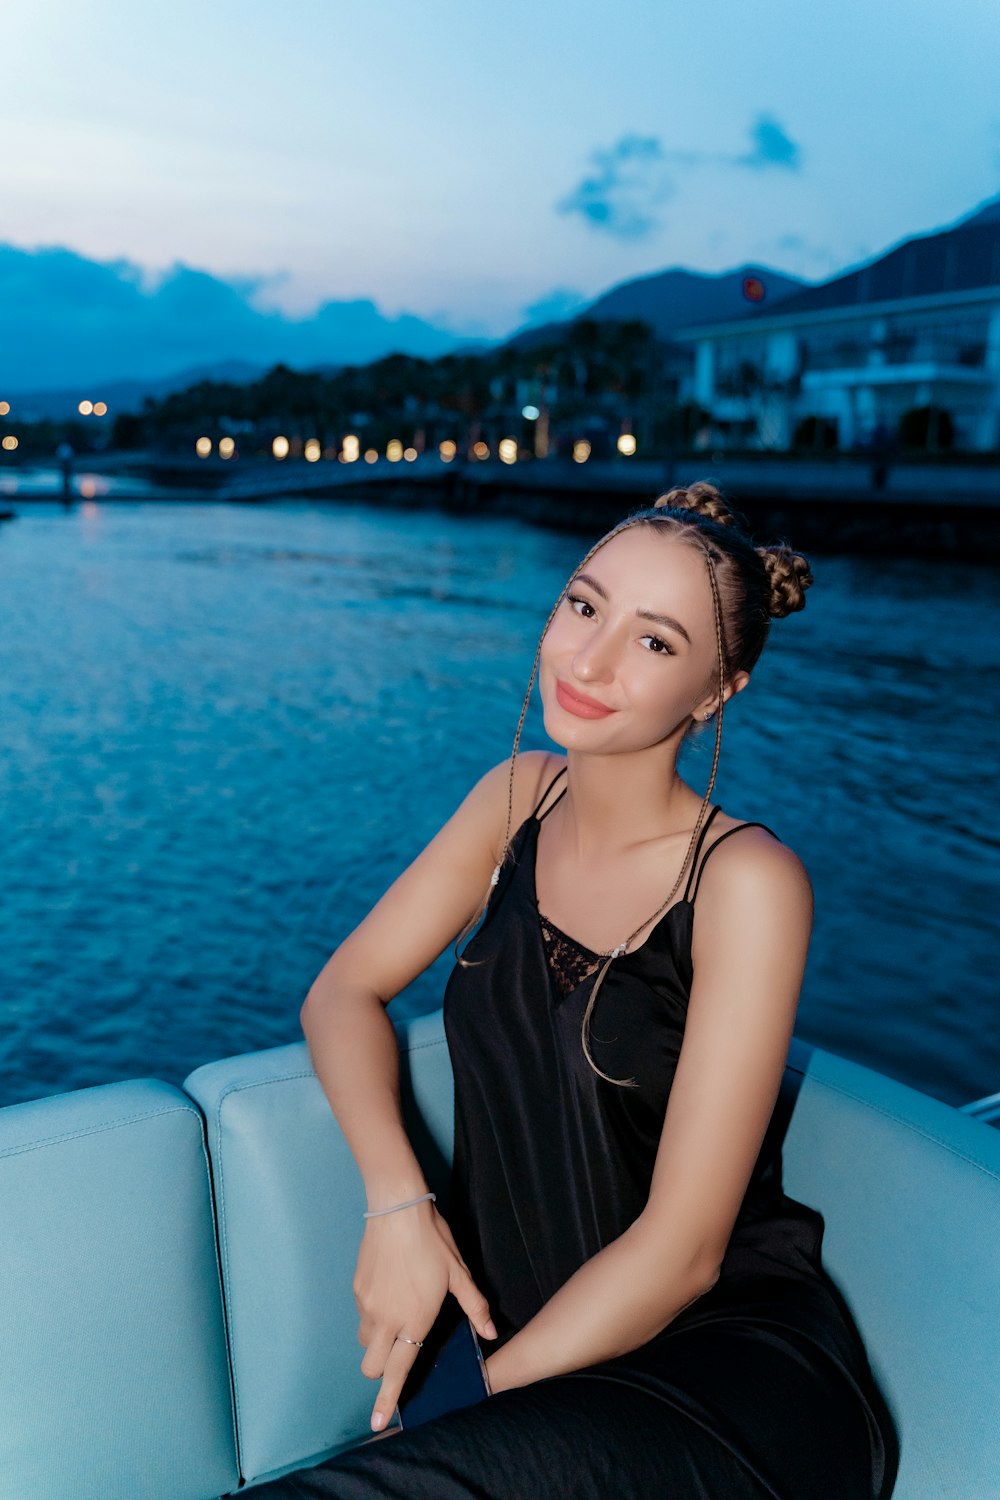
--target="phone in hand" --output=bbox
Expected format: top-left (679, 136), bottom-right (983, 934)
top-left (394, 1309), bottom-right (492, 1431)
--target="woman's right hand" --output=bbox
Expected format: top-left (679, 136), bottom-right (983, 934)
top-left (353, 1197), bottom-right (498, 1431)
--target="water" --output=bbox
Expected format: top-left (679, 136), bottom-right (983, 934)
top-left (1, 499), bottom-right (997, 1111)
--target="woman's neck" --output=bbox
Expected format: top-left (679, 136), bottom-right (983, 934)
top-left (559, 748), bottom-right (701, 859)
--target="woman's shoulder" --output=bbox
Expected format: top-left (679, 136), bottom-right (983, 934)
top-left (697, 806), bottom-right (811, 896)
top-left (465, 751), bottom-right (568, 855)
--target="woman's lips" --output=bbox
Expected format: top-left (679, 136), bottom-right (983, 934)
top-left (555, 679), bottom-right (617, 719)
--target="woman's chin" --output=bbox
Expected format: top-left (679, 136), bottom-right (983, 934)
top-left (541, 704), bottom-right (610, 750)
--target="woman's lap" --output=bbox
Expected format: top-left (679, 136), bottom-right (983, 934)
top-left (248, 1328), bottom-right (881, 1500)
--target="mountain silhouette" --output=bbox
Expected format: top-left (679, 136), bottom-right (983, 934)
top-left (504, 264), bottom-right (806, 350)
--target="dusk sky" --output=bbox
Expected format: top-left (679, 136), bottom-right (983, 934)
top-left (3, 0), bottom-right (999, 385)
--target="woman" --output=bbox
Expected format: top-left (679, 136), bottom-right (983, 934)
top-left (255, 483), bottom-right (898, 1499)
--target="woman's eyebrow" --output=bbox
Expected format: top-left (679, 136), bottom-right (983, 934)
top-left (574, 572), bottom-right (692, 645)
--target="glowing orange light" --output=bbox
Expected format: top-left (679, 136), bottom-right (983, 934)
top-left (304, 439), bottom-right (322, 463)
top-left (80, 476), bottom-right (97, 498)
top-left (78, 400), bottom-right (93, 416)
top-left (272, 435), bottom-right (290, 459)
top-left (342, 434), bottom-right (360, 461)
top-left (617, 434), bottom-right (637, 456)
top-left (499, 437), bottom-right (517, 465)
top-left (195, 436), bottom-right (212, 458)
top-left (1, 435), bottom-right (18, 451)
top-left (472, 441), bottom-right (489, 459)
top-left (439, 440), bottom-right (457, 461)
top-left (0, 402), bottom-right (9, 416)
top-left (386, 439), bottom-right (403, 462)
top-left (573, 440), bottom-right (591, 463)
top-left (403, 446), bottom-right (418, 462)
top-left (364, 448), bottom-right (379, 463)
top-left (219, 436), bottom-right (236, 459)
top-left (93, 401), bottom-right (108, 416)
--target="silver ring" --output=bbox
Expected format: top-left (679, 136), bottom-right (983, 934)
top-left (395, 1335), bottom-right (424, 1347)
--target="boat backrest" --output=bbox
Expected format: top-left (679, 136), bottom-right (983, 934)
top-left (181, 1011), bottom-right (454, 1490)
top-left (1, 1011), bottom-right (998, 1498)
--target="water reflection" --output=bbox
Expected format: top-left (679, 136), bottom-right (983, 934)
top-left (0, 499), bottom-right (997, 1111)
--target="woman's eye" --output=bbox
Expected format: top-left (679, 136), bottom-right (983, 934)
top-left (640, 634), bottom-right (674, 656)
top-left (568, 595), bottom-right (597, 619)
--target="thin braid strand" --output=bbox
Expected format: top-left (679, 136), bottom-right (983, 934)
top-left (580, 534), bottom-right (728, 1086)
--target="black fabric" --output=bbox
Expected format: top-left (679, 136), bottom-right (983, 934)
top-left (254, 781), bottom-right (899, 1499)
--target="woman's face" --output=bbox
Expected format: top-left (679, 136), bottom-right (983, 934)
top-left (539, 525), bottom-right (745, 755)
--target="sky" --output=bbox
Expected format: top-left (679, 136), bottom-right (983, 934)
top-left (2, 0), bottom-right (999, 387)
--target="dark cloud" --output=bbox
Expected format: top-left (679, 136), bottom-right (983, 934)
top-left (738, 115), bottom-right (802, 171)
top-left (0, 244), bottom-right (473, 389)
top-left (558, 114), bottom-right (803, 239)
top-left (556, 134), bottom-right (676, 241)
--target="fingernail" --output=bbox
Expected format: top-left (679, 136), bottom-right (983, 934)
top-left (484, 1319), bottom-right (498, 1339)
top-left (371, 1411), bottom-right (385, 1431)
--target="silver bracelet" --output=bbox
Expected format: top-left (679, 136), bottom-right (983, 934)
top-left (363, 1191), bottom-right (436, 1218)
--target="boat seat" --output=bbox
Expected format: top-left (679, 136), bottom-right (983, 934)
top-left (183, 1009), bottom-right (453, 1491)
top-left (1, 1010), bottom-right (998, 1497)
top-left (0, 1077), bottom-right (239, 1500)
top-left (189, 1014), bottom-right (1000, 1498)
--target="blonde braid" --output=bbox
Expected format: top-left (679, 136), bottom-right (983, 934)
top-left (579, 536), bottom-right (728, 1086)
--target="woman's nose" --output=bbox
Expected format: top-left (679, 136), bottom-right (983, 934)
top-left (572, 628), bottom-right (616, 684)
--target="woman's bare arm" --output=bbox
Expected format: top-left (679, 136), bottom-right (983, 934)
top-left (299, 749), bottom-right (560, 1427)
top-left (299, 749), bottom-right (557, 1204)
top-left (483, 829), bottom-right (814, 1392)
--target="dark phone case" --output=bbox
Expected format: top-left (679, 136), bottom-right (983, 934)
top-left (395, 1307), bottom-right (491, 1431)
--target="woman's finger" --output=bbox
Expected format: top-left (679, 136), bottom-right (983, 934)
top-left (370, 1337), bottom-right (421, 1432)
top-left (359, 1326), bottom-right (396, 1382)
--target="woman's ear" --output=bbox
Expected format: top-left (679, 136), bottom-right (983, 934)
top-left (694, 670), bottom-right (751, 721)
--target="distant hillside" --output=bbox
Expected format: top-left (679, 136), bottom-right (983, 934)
top-left (506, 264), bottom-right (807, 349)
top-left (11, 360), bottom-right (267, 421)
top-left (725, 213), bottom-right (1000, 324)
top-left (955, 191), bottom-right (1000, 230)
top-left (586, 264), bottom-right (807, 332)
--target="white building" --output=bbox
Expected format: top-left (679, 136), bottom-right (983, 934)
top-left (675, 215), bottom-right (1000, 453)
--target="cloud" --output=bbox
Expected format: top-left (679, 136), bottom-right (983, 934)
top-left (738, 114), bottom-right (802, 171)
top-left (556, 134), bottom-right (676, 241)
top-left (0, 244), bottom-right (478, 390)
top-left (558, 114), bottom-right (803, 239)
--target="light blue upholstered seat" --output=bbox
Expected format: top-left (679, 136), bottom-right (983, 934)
top-left (190, 1014), bottom-right (1000, 1498)
top-left (182, 1009), bottom-right (454, 1490)
top-left (781, 1038), bottom-right (1000, 1500)
top-left (0, 1011), bottom-right (997, 1498)
top-left (0, 1078), bottom-right (238, 1500)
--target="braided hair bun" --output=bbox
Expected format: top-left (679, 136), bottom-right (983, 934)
top-left (652, 480), bottom-right (812, 618)
top-left (756, 544), bottom-right (813, 617)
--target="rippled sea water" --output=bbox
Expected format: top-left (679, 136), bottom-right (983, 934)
top-left (1, 499), bottom-right (997, 1110)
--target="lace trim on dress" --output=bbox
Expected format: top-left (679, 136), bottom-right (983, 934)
top-left (537, 907), bottom-right (603, 997)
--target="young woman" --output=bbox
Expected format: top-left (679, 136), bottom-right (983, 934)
top-left (254, 483), bottom-right (898, 1499)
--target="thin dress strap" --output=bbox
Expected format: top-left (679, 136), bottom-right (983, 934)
top-left (689, 820), bottom-right (781, 904)
top-left (531, 762), bottom-right (568, 822)
top-left (682, 805), bottom-right (723, 902)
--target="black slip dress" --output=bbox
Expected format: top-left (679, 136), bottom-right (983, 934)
top-left (258, 765), bottom-right (899, 1500)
